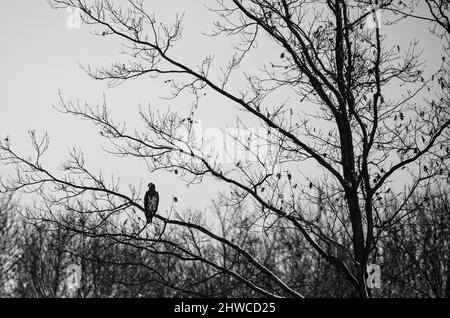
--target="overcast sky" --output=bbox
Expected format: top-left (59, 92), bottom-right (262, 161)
top-left (0, 0), bottom-right (238, 215)
top-left (0, 1), bottom-right (445, 219)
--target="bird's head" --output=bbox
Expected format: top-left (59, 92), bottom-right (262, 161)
top-left (148, 182), bottom-right (155, 191)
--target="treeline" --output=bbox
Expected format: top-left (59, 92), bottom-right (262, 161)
top-left (0, 186), bottom-right (449, 298)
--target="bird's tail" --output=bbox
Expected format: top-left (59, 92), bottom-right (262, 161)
top-left (146, 215), bottom-right (153, 224)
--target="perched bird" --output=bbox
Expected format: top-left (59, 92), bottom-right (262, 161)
top-left (144, 183), bottom-right (159, 224)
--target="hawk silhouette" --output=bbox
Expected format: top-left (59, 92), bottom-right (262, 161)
top-left (144, 183), bottom-right (159, 224)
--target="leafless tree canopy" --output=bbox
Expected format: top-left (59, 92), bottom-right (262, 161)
top-left (0, 0), bottom-right (449, 298)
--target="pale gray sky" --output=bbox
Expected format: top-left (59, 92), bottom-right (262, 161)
top-left (0, 0), bottom-right (242, 215)
top-left (0, 1), bottom-right (445, 218)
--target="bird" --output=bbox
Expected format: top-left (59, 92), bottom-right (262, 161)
top-left (144, 182), bottom-right (159, 224)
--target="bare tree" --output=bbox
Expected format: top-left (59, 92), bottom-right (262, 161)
top-left (0, 194), bottom-right (19, 296)
top-left (378, 185), bottom-right (450, 297)
top-left (1, 0), bottom-right (449, 297)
